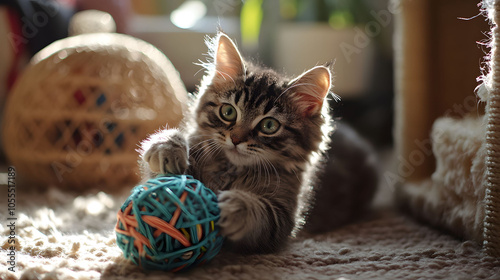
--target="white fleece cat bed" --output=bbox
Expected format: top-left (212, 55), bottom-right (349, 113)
top-left (1, 185), bottom-right (500, 280)
top-left (398, 116), bottom-right (487, 242)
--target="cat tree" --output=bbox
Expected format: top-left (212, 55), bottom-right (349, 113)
top-left (393, 0), bottom-right (500, 256)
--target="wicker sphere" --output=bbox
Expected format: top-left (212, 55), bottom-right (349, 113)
top-left (115, 175), bottom-right (224, 272)
top-left (2, 33), bottom-right (187, 190)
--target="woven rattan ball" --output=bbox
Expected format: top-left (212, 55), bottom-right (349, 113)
top-left (115, 175), bottom-right (224, 272)
top-left (2, 33), bottom-right (187, 190)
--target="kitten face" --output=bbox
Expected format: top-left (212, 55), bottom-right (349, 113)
top-left (193, 34), bottom-right (333, 169)
top-left (217, 100), bottom-right (282, 166)
top-left (196, 79), bottom-right (299, 167)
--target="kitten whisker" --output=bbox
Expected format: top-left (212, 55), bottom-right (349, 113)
top-left (291, 169), bottom-right (301, 183)
top-left (293, 150), bottom-right (308, 163)
top-left (260, 158), bottom-right (271, 191)
top-left (262, 157), bottom-right (280, 197)
top-left (263, 158), bottom-right (272, 192)
top-left (188, 133), bottom-right (216, 142)
top-left (190, 138), bottom-right (218, 150)
top-left (201, 145), bottom-right (223, 174)
top-left (198, 142), bottom-right (223, 170)
top-left (194, 140), bottom-right (219, 165)
top-left (200, 141), bottom-right (220, 159)
top-left (250, 157), bottom-right (261, 193)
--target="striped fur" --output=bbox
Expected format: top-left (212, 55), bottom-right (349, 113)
top-left (140, 33), bottom-right (336, 253)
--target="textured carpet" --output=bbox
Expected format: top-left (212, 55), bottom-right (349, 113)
top-left (1, 183), bottom-right (500, 280)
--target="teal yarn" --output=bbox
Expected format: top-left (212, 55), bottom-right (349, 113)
top-left (115, 175), bottom-right (224, 272)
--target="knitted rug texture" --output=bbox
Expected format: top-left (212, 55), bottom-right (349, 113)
top-left (1, 184), bottom-right (500, 280)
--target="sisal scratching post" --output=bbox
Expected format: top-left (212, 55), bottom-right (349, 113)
top-left (484, 0), bottom-right (500, 258)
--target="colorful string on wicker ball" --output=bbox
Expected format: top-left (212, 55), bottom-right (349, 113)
top-left (115, 175), bottom-right (224, 272)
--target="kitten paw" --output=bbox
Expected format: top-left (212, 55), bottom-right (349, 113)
top-left (217, 190), bottom-right (260, 241)
top-left (142, 133), bottom-right (189, 175)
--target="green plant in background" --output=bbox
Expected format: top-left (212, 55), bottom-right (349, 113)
top-left (280, 0), bottom-right (371, 28)
top-left (241, 0), bottom-right (372, 49)
top-left (241, 0), bottom-right (263, 48)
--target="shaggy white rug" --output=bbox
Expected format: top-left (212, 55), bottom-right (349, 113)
top-left (1, 182), bottom-right (500, 280)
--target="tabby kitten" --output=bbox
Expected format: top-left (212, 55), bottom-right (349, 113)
top-left (139, 33), bottom-right (377, 253)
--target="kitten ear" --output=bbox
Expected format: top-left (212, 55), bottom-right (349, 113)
top-left (212, 34), bottom-right (245, 86)
top-left (288, 66), bottom-right (332, 117)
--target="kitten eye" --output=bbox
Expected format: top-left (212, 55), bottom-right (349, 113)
top-left (259, 118), bottom-right (280, 135)
top-left (220, 104), bottom-right (237, 122)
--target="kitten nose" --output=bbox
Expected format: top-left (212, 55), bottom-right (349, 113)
top-left (231, 136), bottom-right (242, 146)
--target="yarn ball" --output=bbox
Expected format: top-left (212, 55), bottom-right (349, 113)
top-left (115, 175), bottom-right (224, 272)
